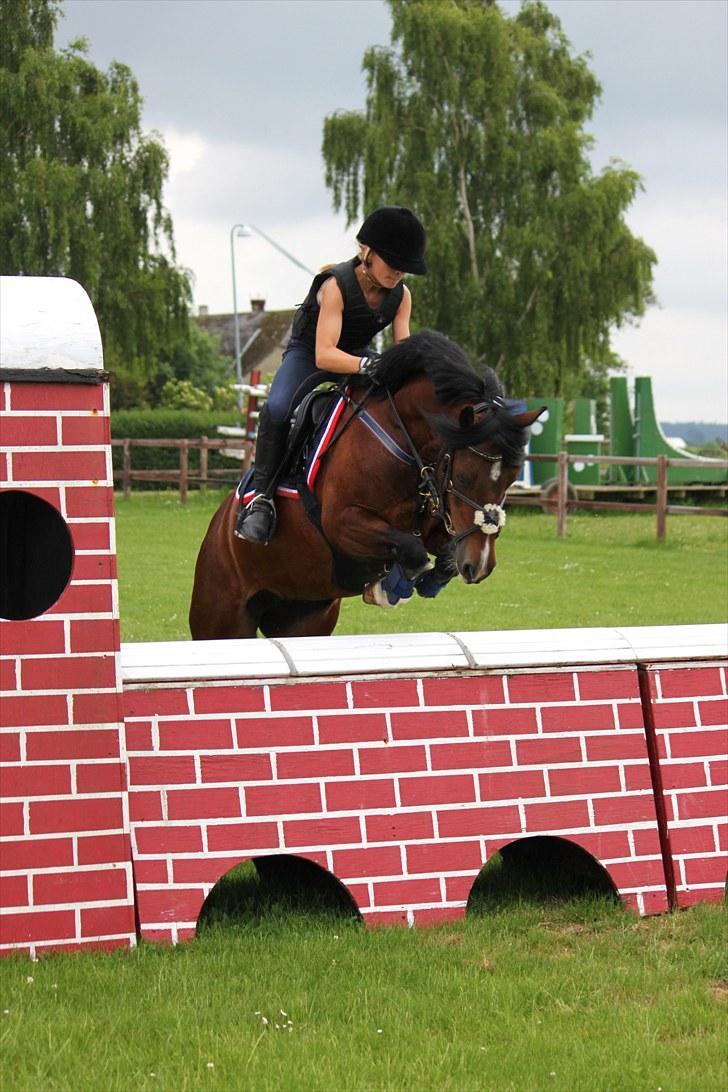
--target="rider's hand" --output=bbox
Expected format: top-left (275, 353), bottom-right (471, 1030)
top-left (358, 351), bottom-right (382, 384)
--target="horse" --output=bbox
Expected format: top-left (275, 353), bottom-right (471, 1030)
top-left (189, 329), bottom-right (543, 640)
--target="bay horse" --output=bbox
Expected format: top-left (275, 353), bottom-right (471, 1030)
top-left (189, 330), bottom-right (542, 640)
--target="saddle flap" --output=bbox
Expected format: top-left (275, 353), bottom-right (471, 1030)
top-left (287, 384), bottom-right (341, 465)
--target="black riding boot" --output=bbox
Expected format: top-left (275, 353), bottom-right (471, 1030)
top-left (234, 409), bottom-right (290, 545)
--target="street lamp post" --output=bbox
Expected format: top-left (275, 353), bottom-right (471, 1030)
top-left (229, 222), bottom-right (316, 411)
top-left (229, 223), bottom-right (250, 410)
top-left (240, 223), bottom-right (315, 278)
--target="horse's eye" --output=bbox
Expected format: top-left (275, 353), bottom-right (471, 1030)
top-left (455, 471), bottom-right (474, 488)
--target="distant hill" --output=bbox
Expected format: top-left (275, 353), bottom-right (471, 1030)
top-left (661, 421), bottom-right (728, 445)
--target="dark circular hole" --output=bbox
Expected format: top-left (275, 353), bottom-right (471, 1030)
top-left (198, 856), bottom-right (362, 931)
top-left (468, 836), bottom-right (618, 914)
top-left (0, 490), bottom-right (74, 620)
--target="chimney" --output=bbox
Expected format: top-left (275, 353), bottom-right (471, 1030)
top-left (250, 298), bottom-right (265, 313)
top-left (198, 304), bottom-right (209, 317)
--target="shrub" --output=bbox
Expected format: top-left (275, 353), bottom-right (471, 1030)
top-left (111, 408), bottom-right (248, 489)
top-left (159, 379), bottom-right (213, 411)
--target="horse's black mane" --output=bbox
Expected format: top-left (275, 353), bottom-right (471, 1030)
top-left (368, 329), bottom-right (529, 465)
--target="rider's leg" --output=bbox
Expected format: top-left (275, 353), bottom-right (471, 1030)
top-left (234, 404), bottom-right (290, 544)
top-left (235, 341), bottom-right (329, 545)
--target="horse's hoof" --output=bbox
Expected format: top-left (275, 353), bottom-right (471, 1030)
top-left (363, 582), bottom-right (400, 608)
top-left (362, 583), bottom-right (378, 606)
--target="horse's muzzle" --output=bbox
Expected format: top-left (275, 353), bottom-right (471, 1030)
top-left (457, 535), bottom-right (496, 584)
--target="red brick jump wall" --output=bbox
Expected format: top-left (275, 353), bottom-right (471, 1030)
top-left (123, 663), bottom-right (673, 943)
top-left (642, 664), bottom-right (727, 907)
top-left (0, 378), bottom-right (136, 956)
top-left (2, 277), bottom-right (725, 957)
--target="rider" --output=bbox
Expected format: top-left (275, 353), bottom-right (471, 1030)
top-left (235, 205), bottom-right (427, 545)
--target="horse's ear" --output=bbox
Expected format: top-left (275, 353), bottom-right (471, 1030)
top-left (459, 405), bottom-right (476, 429)
top-left (511, 406), bottom-right (547, 428)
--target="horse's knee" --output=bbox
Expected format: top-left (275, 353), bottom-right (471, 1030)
top-left (392, 534), bottom-right (428, 577)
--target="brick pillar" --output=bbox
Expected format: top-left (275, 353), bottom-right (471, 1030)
top-left (0, 276), bottom-right (136, 955)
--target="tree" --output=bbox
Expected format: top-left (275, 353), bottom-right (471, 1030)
top-left (153, 323), bottom-right (237, 411)
top-left (322, 0), bottom-right (656, 399)
top-left (0, 0), bottom-right (192, 404)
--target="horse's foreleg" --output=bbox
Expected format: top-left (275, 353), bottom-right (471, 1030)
top-left (329, 508), bottom-right (431, 609)
top-left (330, 509), bottom-right (430, 577)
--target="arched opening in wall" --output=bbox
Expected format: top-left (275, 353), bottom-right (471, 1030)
top-left (0, 490), bottom-right (74, 620)
top-left (467, 837), bottom-right (618, 916)
top-left (197, 856), bottom-right (362, 934)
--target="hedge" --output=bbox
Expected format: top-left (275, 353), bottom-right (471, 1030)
top-left (110, 409), bottom-right (248, 488)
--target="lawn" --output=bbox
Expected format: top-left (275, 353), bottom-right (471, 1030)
top-left (114, 490), bottom-right (728, 642)
top-left (2, 863), bottom-right (726, 1092)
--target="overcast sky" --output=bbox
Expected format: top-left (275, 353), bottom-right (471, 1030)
top-left (56, 0), bottom-right (727, 422)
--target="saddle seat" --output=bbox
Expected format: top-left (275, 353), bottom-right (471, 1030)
top-left (236, 382), bottom-right (347, 506)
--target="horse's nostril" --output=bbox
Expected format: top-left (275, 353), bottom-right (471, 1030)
top-left (462, 563), bottom-right (476, 584)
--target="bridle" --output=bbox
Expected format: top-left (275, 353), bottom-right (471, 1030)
top-left (439, 446), bottom-right (508, 543)
top-left (378, 390), bottom-right (511, 544)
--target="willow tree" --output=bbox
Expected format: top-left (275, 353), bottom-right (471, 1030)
top-left (323, 0), bottom-right (656, 398)
top-left (0, 0), bottom-right (191, 404)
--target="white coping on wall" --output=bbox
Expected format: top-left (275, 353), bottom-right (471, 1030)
top-left (120, 623), bottom-right (728, 684)
top-left (0, 276), bottom-right (103, 373)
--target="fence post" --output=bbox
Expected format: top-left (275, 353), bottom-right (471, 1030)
top-left (179, 439), bottom-right (189, 505)
top-left (656, 454), bottom-right (668, 540)
top-left (122, 438), bottom-right (131, 498)
top-left (200, 437), bottom-right (208, 493)
top-left (556, 450), bottom-right (568, 538)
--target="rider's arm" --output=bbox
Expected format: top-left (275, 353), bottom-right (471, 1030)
top-left (392, 285), bottom-right (412, 343)
top-left (314, 278), bottom-right (413, 373)
top-left (314, 277), bottom-right (364, 374)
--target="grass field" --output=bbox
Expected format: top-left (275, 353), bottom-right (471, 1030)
top-left (114, 490), bottom-right (728, 642)
top-left (2, 493), bottom-right (726, 1091)
top-left (2, 864), bottom-right (727, 1092)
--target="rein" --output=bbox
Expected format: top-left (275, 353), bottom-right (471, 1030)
top-left (380, 389), bottom-right (509, 542)
top-left (315, 381), bottom-right (510, 543)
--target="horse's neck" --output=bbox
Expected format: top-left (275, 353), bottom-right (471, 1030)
top-left (391, 376), bottom-right (444, 456)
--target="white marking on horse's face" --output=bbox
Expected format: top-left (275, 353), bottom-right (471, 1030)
top-left (475, 535), bottom-right (492, 581)
top-left (456, 533), bottom-right (494, 583)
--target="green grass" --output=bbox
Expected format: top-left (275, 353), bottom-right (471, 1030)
top-left (1, 864), bottom-right (726, 1092)
top-left (114, 490), bottom-right (728, 642)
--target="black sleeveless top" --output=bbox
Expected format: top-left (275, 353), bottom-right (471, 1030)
top-left (290, 257), bottom-right (405, 356)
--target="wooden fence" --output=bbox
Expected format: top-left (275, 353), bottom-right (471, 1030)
top-left (513, 452), bottom-right (727, 539)
top-left (112, 437), bottom-right (253, 505)
top-left (111, 439), bottom-right (727, 539)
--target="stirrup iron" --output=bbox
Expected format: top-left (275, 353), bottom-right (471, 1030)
top-left (234, 495), bottom-right (277, 546)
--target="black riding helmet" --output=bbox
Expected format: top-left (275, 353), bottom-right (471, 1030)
top-left (357, 206), bottom-right (427, 275)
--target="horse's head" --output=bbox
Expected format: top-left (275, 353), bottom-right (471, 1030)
top-left (437, 401), bottom-right (545, 584)
top-left (369, 330), bottom-right (545, 586)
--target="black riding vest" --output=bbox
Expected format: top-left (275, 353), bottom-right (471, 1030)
top-left (290, 257), bottom-right (404, 356)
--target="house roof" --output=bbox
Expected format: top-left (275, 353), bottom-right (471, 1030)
top-left (195, 306), bottom-right (295, 379)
